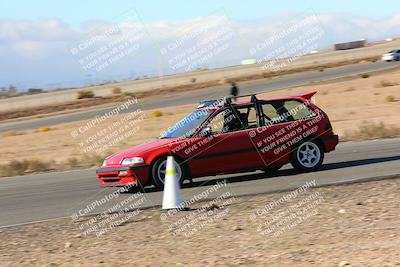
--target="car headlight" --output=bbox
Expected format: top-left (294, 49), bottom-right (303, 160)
top-left (102, 160), bottom-right (107, 167)
top-left (120, 157), bottom-right (144, 166)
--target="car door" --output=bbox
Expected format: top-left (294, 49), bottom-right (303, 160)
top-left (184, 105), bottom-right (264, 177)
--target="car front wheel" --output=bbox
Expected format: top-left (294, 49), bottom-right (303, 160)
top-left (291, 140), bottom-right (324, 172)
top-left (151, 156), bottom-right (185, 189)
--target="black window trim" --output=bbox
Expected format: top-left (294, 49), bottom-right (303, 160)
top-left (198, 103), bottom-right (261, 136)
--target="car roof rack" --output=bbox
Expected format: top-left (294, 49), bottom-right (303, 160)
top-left (198, 94), bottom-right (258, 108)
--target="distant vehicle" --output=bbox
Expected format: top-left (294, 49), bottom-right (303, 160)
top-left (382, 50), bottom-right (400, 61)
top-left (96, 92), bottom-right (338, 189)
top-left (334, 39), bottom-right (366, 50)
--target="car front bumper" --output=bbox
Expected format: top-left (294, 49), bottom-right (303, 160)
top-left (96, 165), bottom-right (151, 187)
top-left (382, 55), bottom-right (395, 61)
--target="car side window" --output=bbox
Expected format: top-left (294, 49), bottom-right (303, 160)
top-left (207, 109), bottom-right (230, 134)
top-left (206, 105), bottom-right (257, 134)
top-left (261, 101), bottom-right (294, 124)
top-left (261, 103), bottom-right (282, 124)
top-left (233, 105), bottom-right (258, 129)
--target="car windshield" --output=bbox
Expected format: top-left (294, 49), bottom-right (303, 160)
top-left (159, 109), bottom-right (214, 139)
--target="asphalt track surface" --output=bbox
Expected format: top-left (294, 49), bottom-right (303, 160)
top-left (0, 138), bottom-right (399, 228)
top-left (1, 61), bottom-right (399, 133)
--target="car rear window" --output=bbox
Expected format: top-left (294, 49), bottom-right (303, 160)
top-left (261, 100), bottom-right (316, 125)
top-left (283, 100), bottom-right (317, 120)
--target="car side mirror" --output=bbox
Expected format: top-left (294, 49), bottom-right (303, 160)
top-left (199, 127), bottom-right (212, 137)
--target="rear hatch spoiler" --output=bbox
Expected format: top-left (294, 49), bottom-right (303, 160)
top-left (294, 91), bottom-right (317, 100)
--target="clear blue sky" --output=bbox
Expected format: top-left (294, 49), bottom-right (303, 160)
top-left (0, 0), bottom-right (397, 27)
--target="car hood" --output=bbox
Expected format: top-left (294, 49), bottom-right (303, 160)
top-left (104, 138), bottom-right (178, 166)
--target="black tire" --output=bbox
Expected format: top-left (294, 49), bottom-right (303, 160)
top-left (151, 156), bottom-right (186, 189)
top-left (291, 140), bottom-right (324, 172)
top-left (396, 56), bottom-right (400, 61)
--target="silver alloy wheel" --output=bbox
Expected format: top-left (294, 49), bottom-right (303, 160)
top-left (296, 141), bottom-right (321, 168)
top-left (156, 159), bottom-right (182, 184)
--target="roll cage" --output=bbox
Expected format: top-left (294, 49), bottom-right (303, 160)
top-left (194, 92), bottom-right (317, 137)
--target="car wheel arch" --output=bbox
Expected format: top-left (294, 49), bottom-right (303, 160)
top-left (290, 135), bottom-right (325, 151)
top-left (149, 153), bottom-right (191, 180)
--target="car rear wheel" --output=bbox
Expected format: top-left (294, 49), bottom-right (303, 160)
top-left (291, 140), bottom-right (324, 172)
top-left (151, 156), bottom-right (185, 189)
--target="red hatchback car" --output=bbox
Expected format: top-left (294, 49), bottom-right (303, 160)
top-left (96, 92), bottom-right (338, 189)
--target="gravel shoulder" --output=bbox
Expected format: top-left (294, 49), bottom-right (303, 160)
top-left (0, 177), bottom-right (399, 267)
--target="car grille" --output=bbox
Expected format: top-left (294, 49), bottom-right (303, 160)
top-left (99, 173), bottom-right (121, 183)
top-left (103, 178), bottom-right (121, 183)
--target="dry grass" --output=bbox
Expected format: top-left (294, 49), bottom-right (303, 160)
top-left (151, 110), bottom-right (163, 117)
top-left (344, 121), bottom-right (400, 141)
top-left (0, 97), bottom-right (124, 121)
top-left (67, 157), bottom-right (79, 168)
top-left (123, 92), bottom-right (136, 98)
top-left (376, 80), bottom-right (399, 88)
top-left (112, 87), bottom-right (122, 94)
top-left (385, 95), bottom-right (396, 102)
top-left (80, 154), bottom-right (104, 167)
top-left (344, 87), bottom-right (356, 92)
top-left (0, 154), bottom-right (106, 177)
top-left (36, 127), bottom-right (51, 132)
top-left (77, 90), bottom-right (95, 99)
top-left (2, 131), bottom-right (25, 137)
top-left (320, 90), bottom-right (329, 95)
top-left (0, 159), bottom-right (52, 177)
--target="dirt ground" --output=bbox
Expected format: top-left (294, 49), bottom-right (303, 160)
top-left (0, 177), bottom-right (399, 266)
top-left (1, 67), bottom-right (399, 169)
top-left (0, 56), bottom-right (380, 121)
